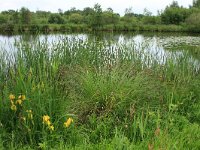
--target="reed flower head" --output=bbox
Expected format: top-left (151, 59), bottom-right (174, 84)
top-left (64, 118), bottom-right (73, 128)
top-left (9, 94), bottom-right (15, 101)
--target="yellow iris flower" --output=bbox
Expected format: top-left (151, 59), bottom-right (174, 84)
top-left (11, 105), bottom-right (17, 111)
top-left (43, 115), bottom-right (50, 123)
top-left (16, 99), bottom-right (22, 105)
top-left (64, 118), bottom-right (73, 128)
top-left (49, 125), bottom-right (54, 131)
top-left (18, 95), bottom-right (26, 100)
top-left (9, 94), bottom-right (15, 101)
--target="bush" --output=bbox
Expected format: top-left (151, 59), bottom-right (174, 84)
top-left (30, 24), bottom-right (40, 31)
top-left (48, 14), bottom-right (64, 24)
top-left (185, 12), bottom-right (200, 32)
top-left (41, 24), bottom-right (50, 32)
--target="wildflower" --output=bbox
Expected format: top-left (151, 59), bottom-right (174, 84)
top-left (64, 118), bottom-right (73, 128)
top-left (11, 105), bottom-right (17, 111)
top-left (26, 110), bottom-right (33, 119)
top-left (42, 115), bottom-right (54, 131)
top-left (49, 125), bottom-right (54, 131)
top-left (21, 117), bottom-right (26, 121)
top-left (10, 100), bottom-right (14, 105)
top-left (46, 120), bottom-right (51, 126)
top-left (43, 115), bottom-right (50, 123)
top-left (18, 95), bottom-right (26, 101)
top-left (16, 99), bottom-right (22, 105)
top-left (9, 94), bottom-right (15, 101)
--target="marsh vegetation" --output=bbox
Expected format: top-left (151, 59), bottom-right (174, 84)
top-left (0, 32), bottom-right (200, 149)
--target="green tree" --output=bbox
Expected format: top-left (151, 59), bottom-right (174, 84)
top-left (20, 7), bottom-right (32, 24)
top-left (170, 1), bottom-right (179, 8)
top-left (69, 13), bottom-right (83, 24)
top-left (58, 8), bottom-right (63, 16)
top-left (48, 14), bottom-right (64, 24)
top-left (102, 10), bottom-right (120, 25)
top-left (142, 16), bottom-right (161, 25)
top-left (90, 3), bottom-right (103, 30)
top-left (193, 0), bottom-right (200, 8)
top-left (185, 12), bottom-right (200, 31)
top-left (12, 11), bottom-right (19, 24)
top-left (161, 2), bottom-right (190, 25)
top-left (124, 7), bottom-right (134, 17)
top-left (82, 7), bottom-right (94, 16)
top-left (186, 12), bottom-right (200, 26)
top-left (36, 10), bottom-right (50, 18)
top-left (143, 8), bottom-right (152, 16)
top-left (0, 14), bottom-right (7, 24)
top-left (1, 9), bottom-right (15, 15)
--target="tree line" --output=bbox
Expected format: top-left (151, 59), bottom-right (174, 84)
top-left (0, 0), bottom-right (200, 33)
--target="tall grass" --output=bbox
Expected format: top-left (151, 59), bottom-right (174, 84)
top-left (0, 35), bottom-right (199, 149)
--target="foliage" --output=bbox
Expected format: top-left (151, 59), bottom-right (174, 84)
top-left (161, 7), bottom-right (190, 25)
top-left (193, 0), bottom-right (200, 8)
top-left (69, 13), bottom-right (83, 24)
top-left (0, 34), bottom-right (200, 149)
top-left (0, 2), bottom-right (200, 32)
top-left (0, 14), bottom-right (7, 24)
top-left (185, 12), bottom-right (200, 32)
top-left (48, 14), bottom-right (64, 24)
top-left (186, 12), bottom-right (200, 26)
top-left (90, 3), bottom-right (103, 30)
top-left (20, 7), bottom-right (32, 24)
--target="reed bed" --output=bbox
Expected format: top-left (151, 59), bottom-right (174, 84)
top-left (0, 35), bottom-right (199, 149)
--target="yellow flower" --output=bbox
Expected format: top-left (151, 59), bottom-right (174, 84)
top-left (9, 94), bottom-right (15, 101)
top-left (64, 118), bottom-right (73, 128)
top-left (16, 99), bottom-right (22, 105)
top-left (18, 95), bottom-right (26, 100)
top-left (26, 110), bottom-right (32, 113)
top-left (43, 115), bottom-right (50, 123)
top-left (46, 120), bottom-right (51, 126)
top-left (49, 125), bottom-right (54, 131)
top-left (10, 100), bottom-right (14, 105)
top-left (26, 110), bottom-right (33, 119)
top-left (11, 105), bottom-right (17, 111)
top-left (20, 116), bottom-right (26, 121)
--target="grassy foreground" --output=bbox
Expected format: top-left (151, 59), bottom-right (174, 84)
top-left (0, 36), bottom-right (200, 149)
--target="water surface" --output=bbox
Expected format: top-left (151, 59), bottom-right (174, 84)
top-left (0, 32), bottom-right (200, 69)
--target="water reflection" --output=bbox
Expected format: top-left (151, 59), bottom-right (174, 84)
top-left (0, 32), bottom-right (200, 67)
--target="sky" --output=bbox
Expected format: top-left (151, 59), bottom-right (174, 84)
top-left (0, 0), bottom-right (194, 15)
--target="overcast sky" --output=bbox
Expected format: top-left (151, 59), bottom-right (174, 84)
top-left (0, 0), bottom-right (193, 15)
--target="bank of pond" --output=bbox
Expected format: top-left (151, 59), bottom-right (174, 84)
top-left (1, 24), bottom-right (200, 34)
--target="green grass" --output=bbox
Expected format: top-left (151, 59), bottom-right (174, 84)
top-left (0, 35), bottom-right (200, 149)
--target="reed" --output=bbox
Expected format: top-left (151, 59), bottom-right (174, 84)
top-left (0, 35), bottom-right (199, 149)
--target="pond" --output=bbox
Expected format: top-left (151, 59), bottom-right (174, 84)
top-left (0, 32), bottom-right (200, 70)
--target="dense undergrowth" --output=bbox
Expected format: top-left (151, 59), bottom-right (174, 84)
top-left (0, 36), bottom-right (200, 149)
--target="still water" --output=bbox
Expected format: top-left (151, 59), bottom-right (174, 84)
top-left (0, 32), bottom-right (200, 68)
